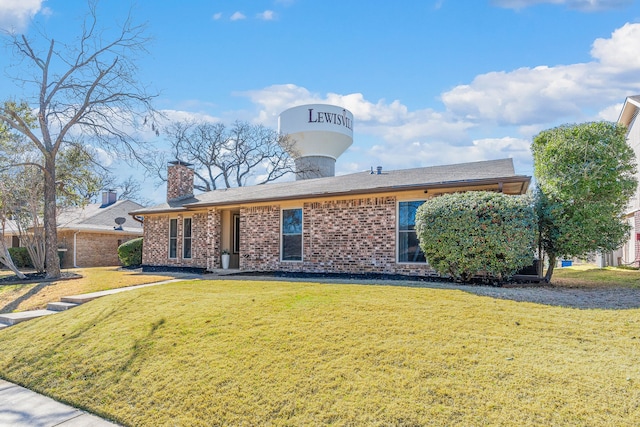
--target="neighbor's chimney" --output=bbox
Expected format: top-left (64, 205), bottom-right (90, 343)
top-left (167, 161), bottom-right (195, 202)
top-left (101, 189), bottom-right (117, 207)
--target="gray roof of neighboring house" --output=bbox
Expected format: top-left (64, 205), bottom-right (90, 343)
top-left (132, 158), bottom-right (530, 215)
top-left (57, 200), bottom-right (144, 234)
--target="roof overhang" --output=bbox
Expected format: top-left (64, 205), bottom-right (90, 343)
top-left (618, 96), bottom-right (640, 127)
top-left (131, 175), bottom-right (530, 215)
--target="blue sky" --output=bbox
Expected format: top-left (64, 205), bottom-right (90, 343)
top-left (1, 0), bottom-right (640, 204)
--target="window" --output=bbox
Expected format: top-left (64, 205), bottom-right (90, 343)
top-left (183, 218), bottom-right (192, 259)
top-left (282, 208), bottom-right (302, 261)
top-left (11, 236), bottom-right (19, 248)
top-left (398, 201), bottom-right (427, 263)
top-left (169, 218), bottom-right (178, 259)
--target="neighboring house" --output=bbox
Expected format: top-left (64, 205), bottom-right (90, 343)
top-left (614, 95), bottom-right (640, 267)
top-left (131, 159), bottom-right (530, 276)
top-left (3, 191), bottom-right (144, 268)
top-left (1, 220), bottom-right (21, 249)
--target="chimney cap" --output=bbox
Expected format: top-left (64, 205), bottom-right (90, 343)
top-left (168, 160), bottom-right (194, 167)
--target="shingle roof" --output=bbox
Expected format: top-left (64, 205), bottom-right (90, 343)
top-left (132, 158), bottom-right (530, 215)
top-left (58, 200), bottom-right (144, 234)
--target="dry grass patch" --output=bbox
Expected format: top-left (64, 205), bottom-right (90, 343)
top-left (552, 264), bottom-right (640, 289)
top-left (0, 279), bottom-right (639, 426)
top-left (0, 267), bottom-right (173, 313)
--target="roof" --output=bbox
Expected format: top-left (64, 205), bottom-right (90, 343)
top-left (132, 158), bottom-right (530, 215)
top-left (57, 200), bottom-right (144, 234)
top-left (618, 95), bottom-right (640, 127)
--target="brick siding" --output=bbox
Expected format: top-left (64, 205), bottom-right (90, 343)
top-left (142, 212), bottom-right (209, 269)
top-left (239, 205), bottom-right (281, 271)
top-left (167, 163), bottom-right (194, 201)
top-left (58, 230), bottom-right (140, 268)
top-left (142, 196), bottom-right (438, 277)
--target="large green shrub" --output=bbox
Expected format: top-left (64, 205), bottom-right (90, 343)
top-left (8, 247), bottom-right (34, 269)
top-left (118, 237), bottom-right (143, 267)
top-left (415, 191), bottom-right (536, 282)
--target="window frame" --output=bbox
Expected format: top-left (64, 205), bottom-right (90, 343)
top-left (281, 207), bottom-right (303, 262)
top-left (183, 217), bottom-right (192, 259)
top-left (169, 218), bottom-right (178, 259)
top-left (397, 199), bottom-right (427, 264)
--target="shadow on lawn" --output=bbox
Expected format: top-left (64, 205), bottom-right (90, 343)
top-left (0, 282), bottom-right (49, 314)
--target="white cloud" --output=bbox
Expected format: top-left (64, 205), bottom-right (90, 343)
top-left (441, 23), bottom-right (640, 127)
top-left (87, 145), bottom-right (115, 168)
top-left (0, 0), bottom-right (44, 33)
top-left (591, 23), bottom-right (640, 70)
top-left (212, 12), bottom-right (223, 20)
top-left (192, 21), bottom-right (640, 181)
top-left (363, 137), bottom-right (532, 172)
top-left (241, 84), bottom-right (474, 145)
top-left (492, 0), bottom-right (632, 11)
top-left (230, 11), bottom-right (246, 21)
top-left (159, 109), bottom-right (220, 125)
top-left (257, 10), bottom-right (276, 20)
top-left (597, 103), bottom-right (624, 122)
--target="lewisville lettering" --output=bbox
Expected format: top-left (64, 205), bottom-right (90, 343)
top-left (308, 108), bottom-right (352, 130)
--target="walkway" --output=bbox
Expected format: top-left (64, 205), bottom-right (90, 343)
top-left (0, 279), bottom-right (185, 329)
top-left (0, 379), bottom-right (119, 426)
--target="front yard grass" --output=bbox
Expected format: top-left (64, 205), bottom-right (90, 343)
top-left (0, 279), bottom-right (638, 426)
top-left (551, 264), bottom-right (640, 288)
top-left (0, 267), bottom-right (173, 313)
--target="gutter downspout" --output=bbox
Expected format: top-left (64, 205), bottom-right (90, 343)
top-left (73, 231), bottom-right (80, 268)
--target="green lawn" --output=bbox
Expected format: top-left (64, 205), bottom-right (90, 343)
top-left (551, 264), bottom-right (640, 288)
top-left (0, 267), bottom-right (174, 313)
top-left (0, 279), bottom-right (638, 426)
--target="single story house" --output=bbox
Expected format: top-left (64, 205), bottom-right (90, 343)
top-left (3, 191), bottom-right (144, 268)
top-left (131, 158), bottom-right (530, 276)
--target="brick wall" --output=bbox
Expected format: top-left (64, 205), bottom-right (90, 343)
top-left (238, 197), bottom-right (436, 277)
top-left (142, 212), bottom-right (209, 269)
top-left (167, 163), bottom-right (194, 201)
top-left (301, 197), bottom-right (397, 273)
top-left (57, 230), bottom-right (140, 268)
top-left (239, 205), bottom-right (280, 271)
top-left (207, 209), bottom-right (221, 270)
top-left (142, 196), bottom-right (437, 277)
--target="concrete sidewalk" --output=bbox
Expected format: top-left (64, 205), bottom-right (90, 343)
top-left (0, 379), bottom-right (120, 426)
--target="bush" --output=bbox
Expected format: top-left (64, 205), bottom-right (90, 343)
top-left (118, 237), bottom-right (143, 267)
top-left (415, 191), bottom-right (536, 282)
top-left (8, 247), bottom-right (34, 269)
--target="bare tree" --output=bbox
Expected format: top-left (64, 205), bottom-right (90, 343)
top-left (149, 121), bottom-right (299, 192)
top-left (8, 165), bottom-right (46, 273)
top-left (0, 208), bottom-right (27, 279)
top-left (0, 2), bottom-right (157, 278)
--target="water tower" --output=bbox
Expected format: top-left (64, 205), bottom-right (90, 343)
top-left (278, 104), bottom-right (354, 180)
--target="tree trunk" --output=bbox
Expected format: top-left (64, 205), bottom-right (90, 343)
top-left (545, 253), bottom-right (556, 283)
top-left (43, 155), bottom-right (60, 278)
top-left (0, 245), bottom-right (26, 279)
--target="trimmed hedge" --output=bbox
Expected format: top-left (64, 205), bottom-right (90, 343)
top-left (8, 247), bottom-right (34, 269)
top-left (415, 191), bottom-right (536, 282)
top-left (118, 237), bottom-right (143, 267)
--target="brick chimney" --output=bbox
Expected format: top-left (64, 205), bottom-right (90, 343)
top-left (167, 161), bottom-right (194, 202)
top-left (101, 189), bottom-right (117, 207)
